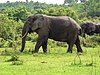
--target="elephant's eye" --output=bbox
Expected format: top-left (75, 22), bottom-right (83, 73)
top-left (27, 21), bottom-right (31, 24)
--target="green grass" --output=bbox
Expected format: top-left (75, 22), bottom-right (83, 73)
top-left (0, 42), bottom-right (100, 75)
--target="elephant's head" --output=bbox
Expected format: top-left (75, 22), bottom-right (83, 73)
top-left (20, 14), bottom-right (44, 52)
top-left (81, 22), bottom-right (96, 37)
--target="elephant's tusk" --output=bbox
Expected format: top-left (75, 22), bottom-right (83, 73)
top-left (22, 31), bottom-right (28, 39)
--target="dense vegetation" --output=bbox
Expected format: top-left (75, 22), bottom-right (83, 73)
top-left (0, 0), bottom-right (100, 48)
top-left (0, 0), bottom-right (100, 75)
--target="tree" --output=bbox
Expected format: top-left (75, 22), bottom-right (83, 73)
top-left (83, 0), bottom-right (100, 17)
top-left (26, 0), bottom-right (28, 3)
top-left (63, 0), bottom-right (76, 5)
top-left (80, 0), bottom-right (87, 3)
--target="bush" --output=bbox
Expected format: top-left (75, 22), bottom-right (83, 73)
top-left (0, 14), bottom-right (23, 41)
top-left (0, 38), bottom-right (6, 47)
top-left (90, 35), bottom-right (100, 44)
top-left (80, 35), bottom-right (100, 47)
top-left (6, 54), bottom-right (23, 65)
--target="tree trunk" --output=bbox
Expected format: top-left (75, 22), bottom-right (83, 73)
top-left (26, 0), bottom-right (28, 3)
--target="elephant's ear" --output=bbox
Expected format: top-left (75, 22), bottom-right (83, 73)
top-left (34, 14), bottom-right (44, 21)
top-left (36, 14), bottom-right (44, 28)
top-left (31, 14), bottom-right (44, 31)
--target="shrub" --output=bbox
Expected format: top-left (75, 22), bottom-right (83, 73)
top-left (6, 54), bottom-right (23, 65)
top-left (0, 38), bottom-right (6, 47)
top-left (80, 35), bottom-right (100, 47)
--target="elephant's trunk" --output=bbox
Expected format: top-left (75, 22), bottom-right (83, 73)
top-left (20, 26), bottom-right (29, 52)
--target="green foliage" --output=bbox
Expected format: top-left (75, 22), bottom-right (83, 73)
top-left (81, 37), bottom-right (96, 47)
top-left (64, 0), bottom-right (76, 5)
top-left (6, 54), bottom-right (19, 61)
top-left (12, 60), bottom-right (23, 65)
top-left (6, 54), bottom-right (23, 65)
top-left (80, 35), bottom-right (100, 47)
top-left (0, 14), bottom-right (23, 40)
top-left (84, 0), bottom-right (100, 17)
top-left (29, 33), bottom-right (38, 42)
top-left (90, 35), bottom-right (100, 44)
top-left (1, 7), bottom-right (31, 22)
top-left (0, 38), bottom-right (6, 47)
top-left (0, 1), bottom-right (100, 48)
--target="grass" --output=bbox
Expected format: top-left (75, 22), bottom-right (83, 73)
top-left (0, 41), bottom-right (100, 75)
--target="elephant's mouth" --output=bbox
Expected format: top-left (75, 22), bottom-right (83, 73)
top-left (28, 28), bottom-right (34, 34)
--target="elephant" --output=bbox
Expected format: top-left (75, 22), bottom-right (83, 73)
top-left (20, 14), bottom-right (83, 53)
top-left (81, 22), bottom-right (100, 37)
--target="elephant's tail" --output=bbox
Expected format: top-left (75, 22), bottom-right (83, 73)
top-left (78, 28), bottom-right (82, 35)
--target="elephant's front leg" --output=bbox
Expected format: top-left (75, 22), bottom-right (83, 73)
top-left (33, 38), bottom-right (42, 53)
top-left (42, 40), bottom-right (47, 53)
top-left (33, 35), bottom-right (48, 53)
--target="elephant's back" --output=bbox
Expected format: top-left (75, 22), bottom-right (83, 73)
top-left (49, 16), bottom-right (79, 26)
top-left (47, 16), bottom-right (79, 42)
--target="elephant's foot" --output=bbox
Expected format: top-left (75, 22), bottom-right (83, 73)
top-left (43, 50), bottom-right (47, 53)
top-left (20, 49), bottom-right (23, 52)
top-left (77, 49), bottom-right (83, 53)
top-left (67, 50), bottom-right (72, 53)
top-left (77, 52), bottom-right (83, 55)
top-left (32, 50), bottom-right (38, 54)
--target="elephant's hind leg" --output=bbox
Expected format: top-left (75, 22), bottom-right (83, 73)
top-left (67, 35), bottom-right (77, 53)
top-left (75, 36), bottom-right (83, 53)
top-left (67, 43), bottom-right (74, 53)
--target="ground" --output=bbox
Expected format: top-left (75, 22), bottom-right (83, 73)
top-left (0, 41), bottom-right (100, 75)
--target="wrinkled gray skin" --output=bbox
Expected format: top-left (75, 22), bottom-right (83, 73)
top-left (81, 22), bottom-right (100, 37)
top-left (21, 14), bottom-right (83, 53)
